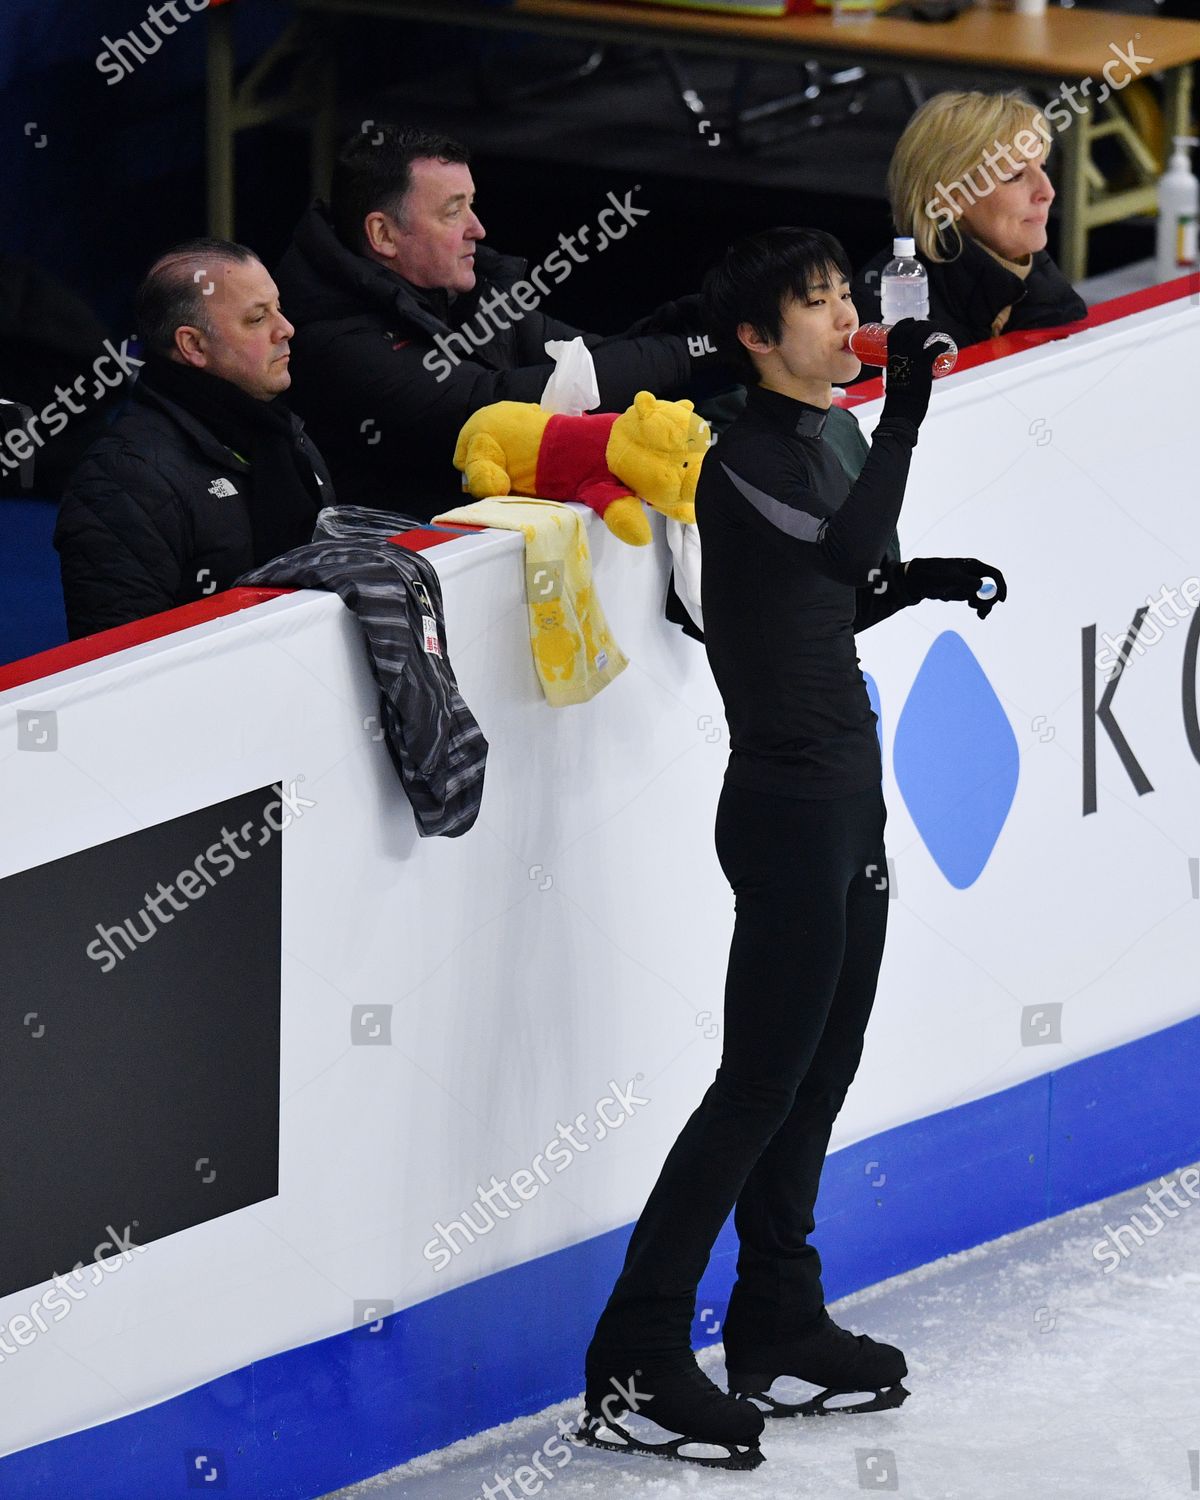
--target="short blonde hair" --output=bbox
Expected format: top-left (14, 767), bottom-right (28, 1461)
top-left (887, 91), bottom-right (1051, 262)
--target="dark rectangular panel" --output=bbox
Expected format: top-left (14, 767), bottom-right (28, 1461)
top-left (0, 785), bottom-right (283, 1298)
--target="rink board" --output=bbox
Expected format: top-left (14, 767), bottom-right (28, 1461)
top-left (3, 1012), bottom-right (1196, 1500)
top-left (1, 281), bottom-right (1198, 1496)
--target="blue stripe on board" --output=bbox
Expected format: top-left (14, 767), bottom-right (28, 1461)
top-left (3, 1013), bottom-right (1197, 1500)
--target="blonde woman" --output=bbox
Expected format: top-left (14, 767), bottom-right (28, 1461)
top-left (852, 90), bottom-right (1087, 347)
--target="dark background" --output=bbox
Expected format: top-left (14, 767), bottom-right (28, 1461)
top-left (0, 0), bottom-right (1161, 346)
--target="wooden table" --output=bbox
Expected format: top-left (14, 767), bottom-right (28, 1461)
top-left (207, 0), bottom-right (1200, 277)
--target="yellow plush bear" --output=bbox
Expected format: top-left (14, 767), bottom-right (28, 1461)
top-left (452, 391), bottom-right (711, 546)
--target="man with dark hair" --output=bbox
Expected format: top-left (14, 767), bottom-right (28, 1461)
top-left (274, 123), bottom-right (722, 517)
top-left (579, 228), bottom-right (1007, 1468)
top-left (327, 126), bottom-right (472, 257)
top-left (55, 241), bottom-right (331, 638)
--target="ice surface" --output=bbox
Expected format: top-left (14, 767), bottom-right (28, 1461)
top-left (324, 1167), bottom-right (1200, 1499)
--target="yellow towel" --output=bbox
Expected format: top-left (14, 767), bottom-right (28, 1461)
top-left (433, 498), bottom-right (628, 707)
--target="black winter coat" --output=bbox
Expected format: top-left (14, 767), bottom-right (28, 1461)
top-left (273, 203), bottom-right (718, 520)
top-left (54, 382), bottom-right (331, 639)
top-left (851, 236), bottom-right (1088, 350)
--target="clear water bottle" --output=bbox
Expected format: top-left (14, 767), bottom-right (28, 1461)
top-left (879, 235), bottom-right (928, 322)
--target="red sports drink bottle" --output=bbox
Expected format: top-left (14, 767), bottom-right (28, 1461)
top-left (848, 323), bottom-right (958, 378)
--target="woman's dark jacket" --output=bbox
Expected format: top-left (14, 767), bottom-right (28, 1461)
top-left (851, 236), bottom-right (1087, 350)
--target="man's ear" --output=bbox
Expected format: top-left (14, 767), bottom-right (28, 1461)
top-left (363, 211), bottom-right (400, 260)
top-left (173, 325), bottom-right (207, 368)
top-left (736, 321), bottom-right (774, 357)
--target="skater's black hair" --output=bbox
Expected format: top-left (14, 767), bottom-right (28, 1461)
top-left (702, 228), bottom-right (853, 377)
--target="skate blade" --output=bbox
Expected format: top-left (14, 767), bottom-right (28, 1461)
top-left (572, 1411), bottom-right (765, 1470)
top-left (738, 1381), bottom-right (909, 1418)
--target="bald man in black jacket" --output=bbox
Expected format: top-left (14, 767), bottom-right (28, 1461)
top-left (55, 241), bottom-right (330, 639)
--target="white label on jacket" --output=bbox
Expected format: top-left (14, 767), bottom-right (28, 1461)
top-left (208, 478), bottom-right (238, 497)
top-left (422, 615), bottom-right (441, 656)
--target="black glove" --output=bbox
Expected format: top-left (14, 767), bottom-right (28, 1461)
top-left (879, 318), bottom-right (952, 429)
top-left (904, 557), bottom-right (1008, 618)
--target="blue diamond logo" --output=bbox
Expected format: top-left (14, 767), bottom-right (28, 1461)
top-left (893, 632), bottom-right (1018, 889)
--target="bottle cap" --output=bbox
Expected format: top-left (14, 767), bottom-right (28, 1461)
top-left (893, 235), bottom-right (916, 257)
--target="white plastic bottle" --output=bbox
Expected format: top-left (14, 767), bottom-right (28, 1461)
top-left (879, 235), bottom-right (929, 322)
top-left (1156, 136), bottom-right (1199, 283)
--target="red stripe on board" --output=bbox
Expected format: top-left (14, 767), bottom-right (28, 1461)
top-left (387, 526), bottom-right (484, 551)
top-left (835, 270), bottom-right (1200, 408)
top-left (0, 588), bottom-right (291, 694)
top-left (2, 528), bottom-right (483, 691)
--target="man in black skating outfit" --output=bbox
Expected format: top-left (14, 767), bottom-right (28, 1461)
top-left (580, 228), bottom-right (1007, 1469)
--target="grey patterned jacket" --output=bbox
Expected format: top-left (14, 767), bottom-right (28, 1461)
top-left (239, 507), bottom-right (487, 838)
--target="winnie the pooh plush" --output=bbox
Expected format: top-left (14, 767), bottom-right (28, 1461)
top-left (452, 391), bottom-right (711, 546)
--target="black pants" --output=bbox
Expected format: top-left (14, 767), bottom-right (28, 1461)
top-left (591, 779), bottom-right (889, 1356)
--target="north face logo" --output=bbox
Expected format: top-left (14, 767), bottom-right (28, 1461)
top-left (208, 478), bottom-right (238, 498)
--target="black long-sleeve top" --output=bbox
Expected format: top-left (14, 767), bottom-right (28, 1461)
top-left (694, 385), bottom-right (920, 798)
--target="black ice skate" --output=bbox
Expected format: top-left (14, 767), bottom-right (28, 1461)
top-left (576, 1348), bottom-right (765, 1469)
top-left (725, 1308), bottom-right (909, 1417)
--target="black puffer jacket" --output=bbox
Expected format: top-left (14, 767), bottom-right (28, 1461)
top-left (274, 203), bottom-right (720, 519)
top-left (54, 382), bottom-right (331, 639)
top-left (851, 236), bottom-right (1088, 350)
